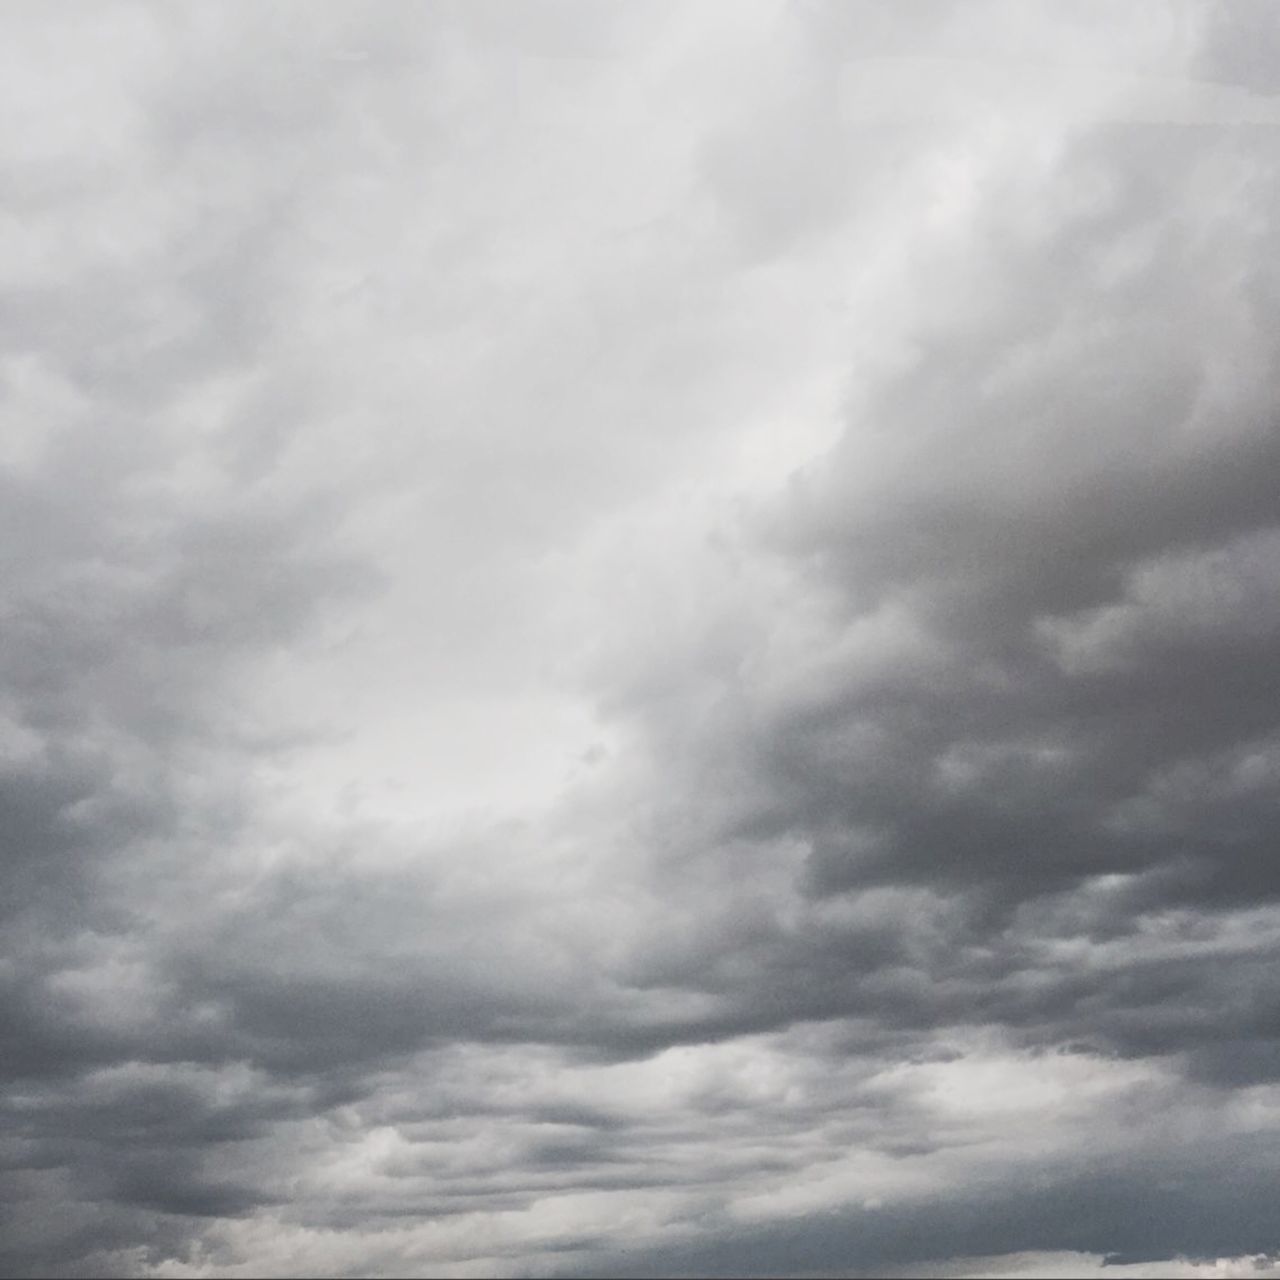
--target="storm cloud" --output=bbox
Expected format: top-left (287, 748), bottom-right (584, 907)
top-left (3, 2), bottom-right (1280, 1276)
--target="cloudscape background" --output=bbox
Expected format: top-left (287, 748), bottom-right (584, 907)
top-left (4, 2), bottom-right (1280, 1276)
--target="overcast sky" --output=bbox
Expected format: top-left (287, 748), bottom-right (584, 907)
top-left (4, 2), bottom-right (1280, 1277)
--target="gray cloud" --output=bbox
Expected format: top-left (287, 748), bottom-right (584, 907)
top-left (585, 107), bottom-right (1280, 1068)
top-left (3, 1), bottom-right (1280, 1277)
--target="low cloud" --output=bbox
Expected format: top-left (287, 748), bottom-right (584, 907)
top-left (3, 2), bottom-right (1280, 1276)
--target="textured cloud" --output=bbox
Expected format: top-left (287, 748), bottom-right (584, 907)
top-left (3, 1), bottom-right (1280, 1276)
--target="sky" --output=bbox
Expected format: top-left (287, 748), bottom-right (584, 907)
top-left (3, 1), bottom-right (1280, 1276)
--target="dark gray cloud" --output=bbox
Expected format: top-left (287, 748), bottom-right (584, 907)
top-left (586, 107), bottom-right (1280, 1072)
top-left (555, 1151), bottom-right (1280, 1278)
top-left (3, 1), bottom-right (1280, 1277)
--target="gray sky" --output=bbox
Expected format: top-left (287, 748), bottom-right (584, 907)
top-left (3, 2), bottom-right (1280, 1276)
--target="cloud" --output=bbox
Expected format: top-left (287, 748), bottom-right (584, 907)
top-left (3, 1), bottom-right (1280, 1276)
top-left (586, 94), bottom-right (1280, 1063)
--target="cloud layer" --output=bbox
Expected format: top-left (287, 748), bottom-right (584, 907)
top-left (3, 2), bottom-right (1280, 1276)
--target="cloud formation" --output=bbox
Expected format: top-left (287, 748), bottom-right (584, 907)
top-left (3, 1), bottom-right (1280, 1276)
